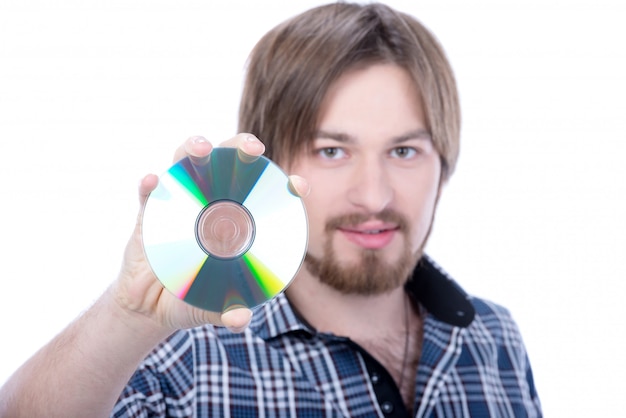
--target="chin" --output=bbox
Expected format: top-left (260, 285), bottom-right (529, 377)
top-left (304, 247), bottom-right (418, 296)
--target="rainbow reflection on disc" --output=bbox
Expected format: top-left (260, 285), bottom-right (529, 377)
top-left (141, 147), bottom-right (308, 313)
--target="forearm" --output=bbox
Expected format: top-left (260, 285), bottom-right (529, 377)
top-left (0, 287), bottom-right (173, 418)
top-left (0, 136), bottom-right (259, 417)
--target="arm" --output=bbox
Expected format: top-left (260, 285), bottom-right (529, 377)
top-left (0, 135), bottom-right (265, 417)
top-left (0, 287), bottom-right (173, 417)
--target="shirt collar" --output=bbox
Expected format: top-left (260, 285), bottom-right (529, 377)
top-left (249, 254), bottom-right (475, 341)
top-left (406, 255), bottom-right (475, 327)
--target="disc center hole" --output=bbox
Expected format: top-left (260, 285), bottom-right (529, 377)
top-left (196, 200), bottom-right (255, 259)
top-left (213, 217), bottom-right (238, 241)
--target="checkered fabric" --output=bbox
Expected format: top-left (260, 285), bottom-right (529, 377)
top-left (111, 257), bottom-right (541, 417)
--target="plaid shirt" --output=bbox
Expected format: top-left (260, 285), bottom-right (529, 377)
top-left (112, 257), bottom-right (541, 417)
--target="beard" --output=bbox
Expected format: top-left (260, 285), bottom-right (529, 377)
top-left (304, 209), bottom-right (432, 295)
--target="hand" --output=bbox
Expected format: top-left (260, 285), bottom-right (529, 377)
top-left (112, 134), bottom-right (309, 333)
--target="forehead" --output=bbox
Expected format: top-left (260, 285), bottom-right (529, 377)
top-left (280, 63), bottom-right (427, 169)
top-left (314, 128), bottom-right (432, 145)
top-left (315, 63), bottom-right (426, 140)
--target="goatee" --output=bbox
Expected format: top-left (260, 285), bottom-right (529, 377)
top-left (304, 209), bottom-right (429, 295)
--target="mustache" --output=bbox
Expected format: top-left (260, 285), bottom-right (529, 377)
top-left (324, 209), bottom-right (409, 232)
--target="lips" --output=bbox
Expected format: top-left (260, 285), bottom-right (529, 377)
top-left (337, 221), bottom-right (399, 249)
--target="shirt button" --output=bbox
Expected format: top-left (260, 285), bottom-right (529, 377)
top-left (370, 373), bottom-right (380, 384)
top-left (381, 401), bottom-right (394, 414)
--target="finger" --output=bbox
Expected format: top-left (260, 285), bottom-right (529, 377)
top-left (138, 174), bottom-right (159, 204)
top-left (172, 135), bottom-right (214, 164)
top-left (287, 174), bottom-right (310, 198)
top-left (220, 308), bottom-right (253, 333)
top-left (134, 174), bottom-right (159, 232)
top-left (219, 133), bottom-right (265, 160)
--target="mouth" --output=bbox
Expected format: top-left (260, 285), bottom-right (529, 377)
top-left (336, 222), bottom-right (400, 249)
top-left (338, 226), bottom-right (399, 234)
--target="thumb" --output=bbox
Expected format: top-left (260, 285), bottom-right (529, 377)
top-left (220, 308), bottom-right (253, 333)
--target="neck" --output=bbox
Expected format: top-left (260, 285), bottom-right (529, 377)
top-left (286, 269), bottom-right (408, 338)
top-left (286, 268), bottom-right (423, 411)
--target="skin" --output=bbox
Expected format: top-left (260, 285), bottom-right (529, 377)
top-left (0, 134), bottom-right (307, 417)
top-left (285, 63), bottom-right (442, 407)
top-left (0, 63), bottom-right (442, 416)
top-left (292, 64), bottom-right (441, 280)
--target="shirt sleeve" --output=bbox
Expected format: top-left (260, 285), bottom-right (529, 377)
top-left (523, 350), bottom-right (542, 416)
top-left (110, 330), bottom-right (196, 418)
top-left (111, 366), bottom-right (166, 418)
top-left (473, 298), bottom-right (543, 417)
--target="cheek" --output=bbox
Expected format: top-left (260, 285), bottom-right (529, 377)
top-left (301, 192), bottom-right (329, 253)
top-left (288, 163), bottom-right (331, 254)
top-left (300, 169), bottom-right (343, 222)
top-left (408, 204), bottom-right (436, 252)
top-left (403, 179), bottom-right (441, 250)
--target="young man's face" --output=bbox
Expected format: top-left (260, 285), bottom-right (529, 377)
top-left (289, 63), bottom-right (442, 295)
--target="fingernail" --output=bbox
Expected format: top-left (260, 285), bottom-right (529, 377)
top-left (227, 325), bottom-right (248, 334)
top-left (288, 175), bottom-right (310, 198)
top-left (192, 136), bottom-right (209, 144)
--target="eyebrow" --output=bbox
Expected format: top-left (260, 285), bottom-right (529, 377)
top-left (315, 129), bottom-right (432, 144)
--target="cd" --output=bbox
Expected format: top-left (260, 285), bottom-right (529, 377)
top-left (141, 147), bottom-right (308, 313)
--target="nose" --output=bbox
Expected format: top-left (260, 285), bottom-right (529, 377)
top-left (345, 157), bottom-right (393, 213)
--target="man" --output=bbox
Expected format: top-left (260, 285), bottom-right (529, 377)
top-left (0, 2), bottom-right (541, 417)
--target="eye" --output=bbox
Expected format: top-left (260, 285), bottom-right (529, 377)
top-left (390, 146), bottom-right (418, 159)
top-left (317, 147), bottom-right (346, 160)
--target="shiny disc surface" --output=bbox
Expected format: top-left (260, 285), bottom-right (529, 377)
top-left (141, 147), bottom-right (308, 313)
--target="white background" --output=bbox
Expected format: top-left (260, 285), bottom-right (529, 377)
top-left (1, 0), bottom-right (625, 416)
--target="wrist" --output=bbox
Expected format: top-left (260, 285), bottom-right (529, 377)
top-left (102, 285), bottom-right (174, 344)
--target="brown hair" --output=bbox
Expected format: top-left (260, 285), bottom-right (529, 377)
top-left (238, 2), bottom-right (460, 180)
